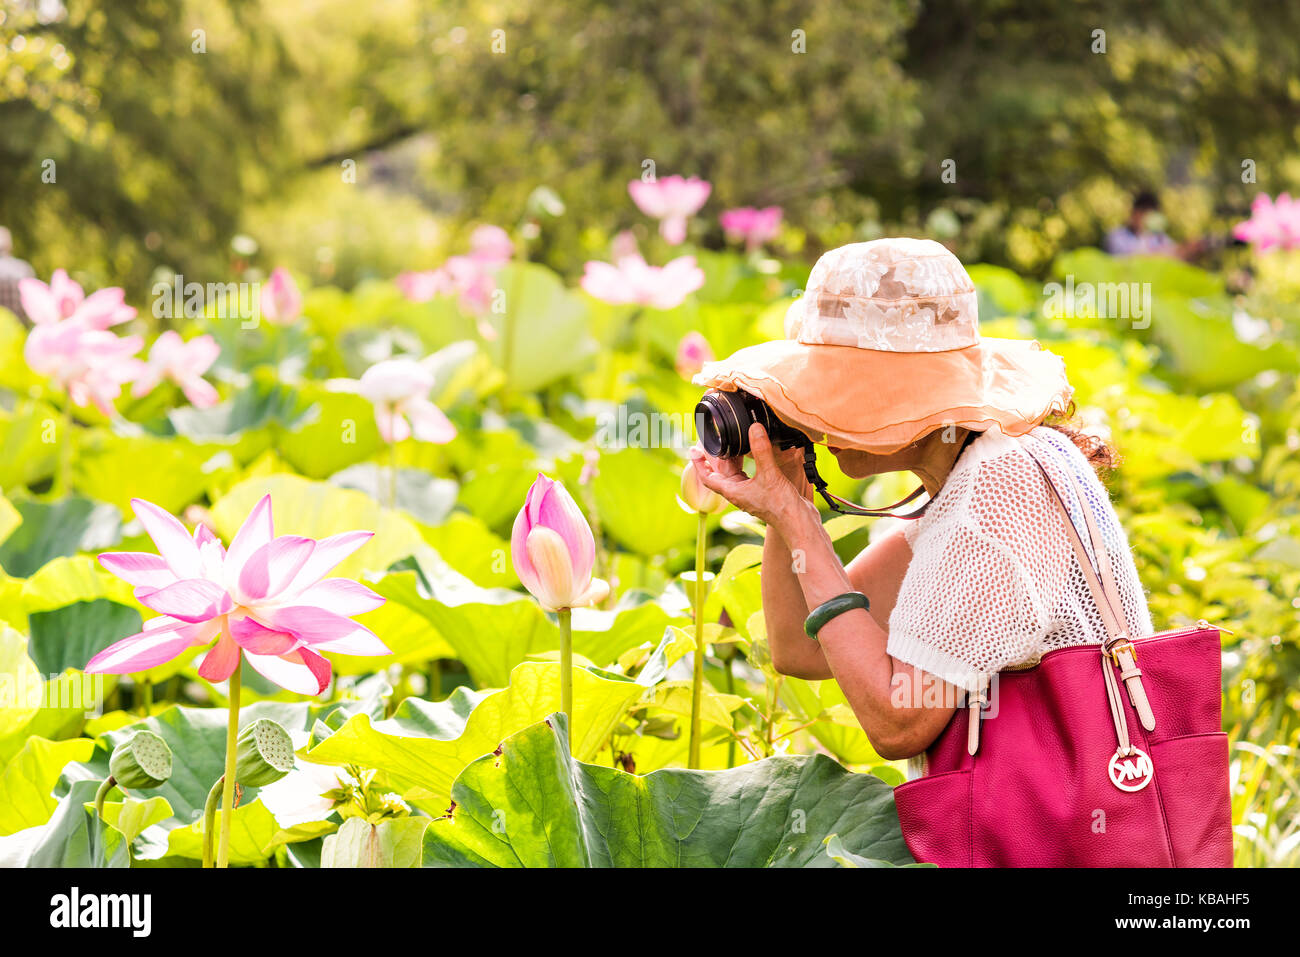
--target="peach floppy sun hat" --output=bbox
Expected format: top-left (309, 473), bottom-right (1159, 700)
top-left (692, 237), bottom-right (1074, 454)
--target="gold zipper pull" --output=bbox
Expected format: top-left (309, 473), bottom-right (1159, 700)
top-left (1198, 618), bottom-right (1236, 636)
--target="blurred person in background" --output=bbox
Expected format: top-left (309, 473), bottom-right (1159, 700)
top-left (0, 226), bottom-right (35, 323)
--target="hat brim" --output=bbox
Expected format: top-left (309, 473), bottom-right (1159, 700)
top-left (692, 338), bottom-right (1074, 454)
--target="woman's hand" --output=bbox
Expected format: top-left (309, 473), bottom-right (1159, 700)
top-left (695, 422), bottom-right (818, 531)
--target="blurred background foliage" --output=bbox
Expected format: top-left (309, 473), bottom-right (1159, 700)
top-left (4, 0), bottom-right (1300, 292)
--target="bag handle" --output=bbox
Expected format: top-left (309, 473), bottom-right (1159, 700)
top-left (1022, 439), bottom-right (1156, 735)
top-left (963, 437), bottom-right (1156, 758)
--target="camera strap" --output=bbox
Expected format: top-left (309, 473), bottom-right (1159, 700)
top-left (799, 429), bottom-right (980, 519)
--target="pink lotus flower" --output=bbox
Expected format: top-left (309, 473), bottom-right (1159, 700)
top-left (719, 206), bottom-right (783, 251)
top-left (260, 268), bottom-right (303, 325)
top-left (131, 331), bottom-right (221, 408)
top-left (511, 474), bottom-right (609, 611)
top-left (331, 355), bottom-right (457, 444)
top-left (25, 325), bottom-right (144, 415)
top-left (1234, 193), bottom-right (1300, 252)
top-left (18, 269), bottom-right (137, 329)
top-left (86, 496), bottom-right (389, 695)
top-left (628, 175), bottom-right (712, 245)
top-left (580, 254), bottom-right (705, 309)
top-left (467, 224), bottom-right (514, 265)
top-left (675, 331), bottom-right (715, 379)
top-left (396, 224), bottom-right (513, 317)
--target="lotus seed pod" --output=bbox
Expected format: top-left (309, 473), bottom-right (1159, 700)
top-left (235, 719), bottom-right (295, 787)
top-left (109, 731), bottom-right (173, 790)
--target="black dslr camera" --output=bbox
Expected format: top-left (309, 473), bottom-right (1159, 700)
top-left (694, 389), bottom-right (811, 459)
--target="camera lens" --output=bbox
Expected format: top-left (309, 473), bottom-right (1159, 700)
top-left (695, 390), bottom-right (808, 458)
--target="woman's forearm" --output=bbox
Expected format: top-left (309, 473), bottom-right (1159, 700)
top-left (773, 500), bottom-right (915, 753)
top-left (760, 521), bottom-right (829, 678)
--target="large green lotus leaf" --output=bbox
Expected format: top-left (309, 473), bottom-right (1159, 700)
top-left (166, 800), bottom-right (284, 864)
top-left (1118, 392), bottom-right (1260, 480)
top-left (373, 556), bottom-right (676, 686)
top-left (332, 578), bottom-right (456, 672)
top-left (210, 474), bottom-right (425, 582)
top-left (97, 795), bottom-right (173, 848)
top-left (477, 262), bottom-right (599, 392)
top-left (73, 431), bottom-right (229, 514)
top-left (455, 464), bottom-right (539, 536)
top-left (278, 388), bottom-right (383, 479)
top-left (0, 777), bottom-right (130, 867)
top-left (163, 374), bottom-right (315, 451)
top-left (0, 398), bottom-right (59, 490)
top-left (422, 714), bottom-right (915, 867)
top-left (304, 661), bottom-right (647, 805)
top-left (418, 512), bottom-right (518, 588)
top-left (17, 554), bottom-right (138, 614)
top-left (780, 677), bottom-right (880, 766)
top-left (0, 623), bottom-right (42, 738)
top-left (968, 263), bottom-right (1037, 317)
top-left (320, 815), bottom-right (428, 868)
top-left (0, 735), bottom-right (95, 835)
top-left (331, 464), bottom-right (458, 527)
top-left (53, 701), bottom-right (353, 862)
top-left (28, 599), bottom-right (142, 676)
top-left (591, 448), bottom-right (697, 557)
top-left (0, 496), bottom-right (122, 578)
top-left (0, 494), bottom-right (19, 544)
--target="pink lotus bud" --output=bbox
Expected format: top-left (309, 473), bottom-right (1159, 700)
top-left (511, 474), bottom-right (608, 611)
top-left (680, 458), bottom-right (725, 514)
top-left (675, 331), bottom-right (714, 379)
top-left (260, 267), bottom-right (303, 325)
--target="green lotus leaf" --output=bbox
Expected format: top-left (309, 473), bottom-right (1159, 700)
top-left (422, 714), bottom-right (915, 867)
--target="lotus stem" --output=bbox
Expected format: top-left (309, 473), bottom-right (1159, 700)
top-left (202, 775), bottom-right (224, 869)
top-left (216, 660), bottom-right (241, 868)
top-left (724, 655), bottom-right (737, 769)
top-left (388, 440), bottom-right (398, 510)
top-left (55, 400), bottom-right (73, 497)
top-left (558, 607), bottom-right (572, 752)
top-left (93, 776), bottom-right (115, 821)
top-left (688, 510), bottom-right (708, 769)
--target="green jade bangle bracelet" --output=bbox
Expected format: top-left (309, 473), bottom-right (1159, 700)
top-left (804, 591), bottom-right (870, 640)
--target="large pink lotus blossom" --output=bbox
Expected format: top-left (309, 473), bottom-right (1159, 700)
top-left (511, 474), bottom-right (608, 612)
top-left (395, 224), bottom-right (514, 317)
top-left (675, 331), bottom-right (715, 379)
top-left (628, 175), bottom-right (712, 245)
top-left (25, 322), bottom-right (144, 415)
top-left (18, 269), bottom-right (137, 329)
top-left (1234, 193), bottom-right (1300, 252)
top-left (86, 496), bottom-right (389, 695)
top-left (131, 331), bottom-right (221, 408)
top-left (19, 271), bottom-right (144, 415)
top-left (580, 253), bottom-right (705, 309)
top-left (331, 355), bottom-right (457, 445)
top-left (719, 206), bottom-right (783, 251)
top-left (260, 268), bottom-right (303, 325)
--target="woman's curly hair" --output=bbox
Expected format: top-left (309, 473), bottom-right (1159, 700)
top-left (1042, 402), bottom-right (1122, 474)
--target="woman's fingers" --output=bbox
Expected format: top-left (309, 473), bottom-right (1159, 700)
top-left (748, 422), bottom-right (779, 474)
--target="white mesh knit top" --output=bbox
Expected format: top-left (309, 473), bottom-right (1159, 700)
top-left (885, 424), bottom-right (1153, 694)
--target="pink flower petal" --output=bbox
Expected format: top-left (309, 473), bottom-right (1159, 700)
top-left (98, 551), bottom-right (175, 590)
top-left (224, 494), bottom-right (274, 576)
top-left (259, 604), bottom-right (375, 644)
top-left (244, 647), bottom-right (331, 695)
top-left (236, 535), bottom-right (315, 602)
top-left (130, 499), bottom-right (203, 579)
top-left (401, 396), bottom-right (457, 444)
top-left (533, 478), bottom-right (595, 587)
top-left (230, 615), bottom-right (300, 656)
top-left (198, 633), bottom-right (241, 682)
top-left (84, 618), bottom-right (204, 674)
top-left (293, 579), bottom-right (386, 616)
top-left (283, 531), bottom-right (373, 595)
top-left (138, 578), bottom-right (230, 622)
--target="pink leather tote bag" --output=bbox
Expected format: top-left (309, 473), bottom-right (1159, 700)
top-left (893, 440), bottom-right (1234, 867)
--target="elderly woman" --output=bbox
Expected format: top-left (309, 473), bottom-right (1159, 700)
top-left (690, 239), bottom-right (1230, 867)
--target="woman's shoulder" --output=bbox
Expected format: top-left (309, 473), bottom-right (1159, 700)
top-left (909, 425), bottom-right (1072, 548)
